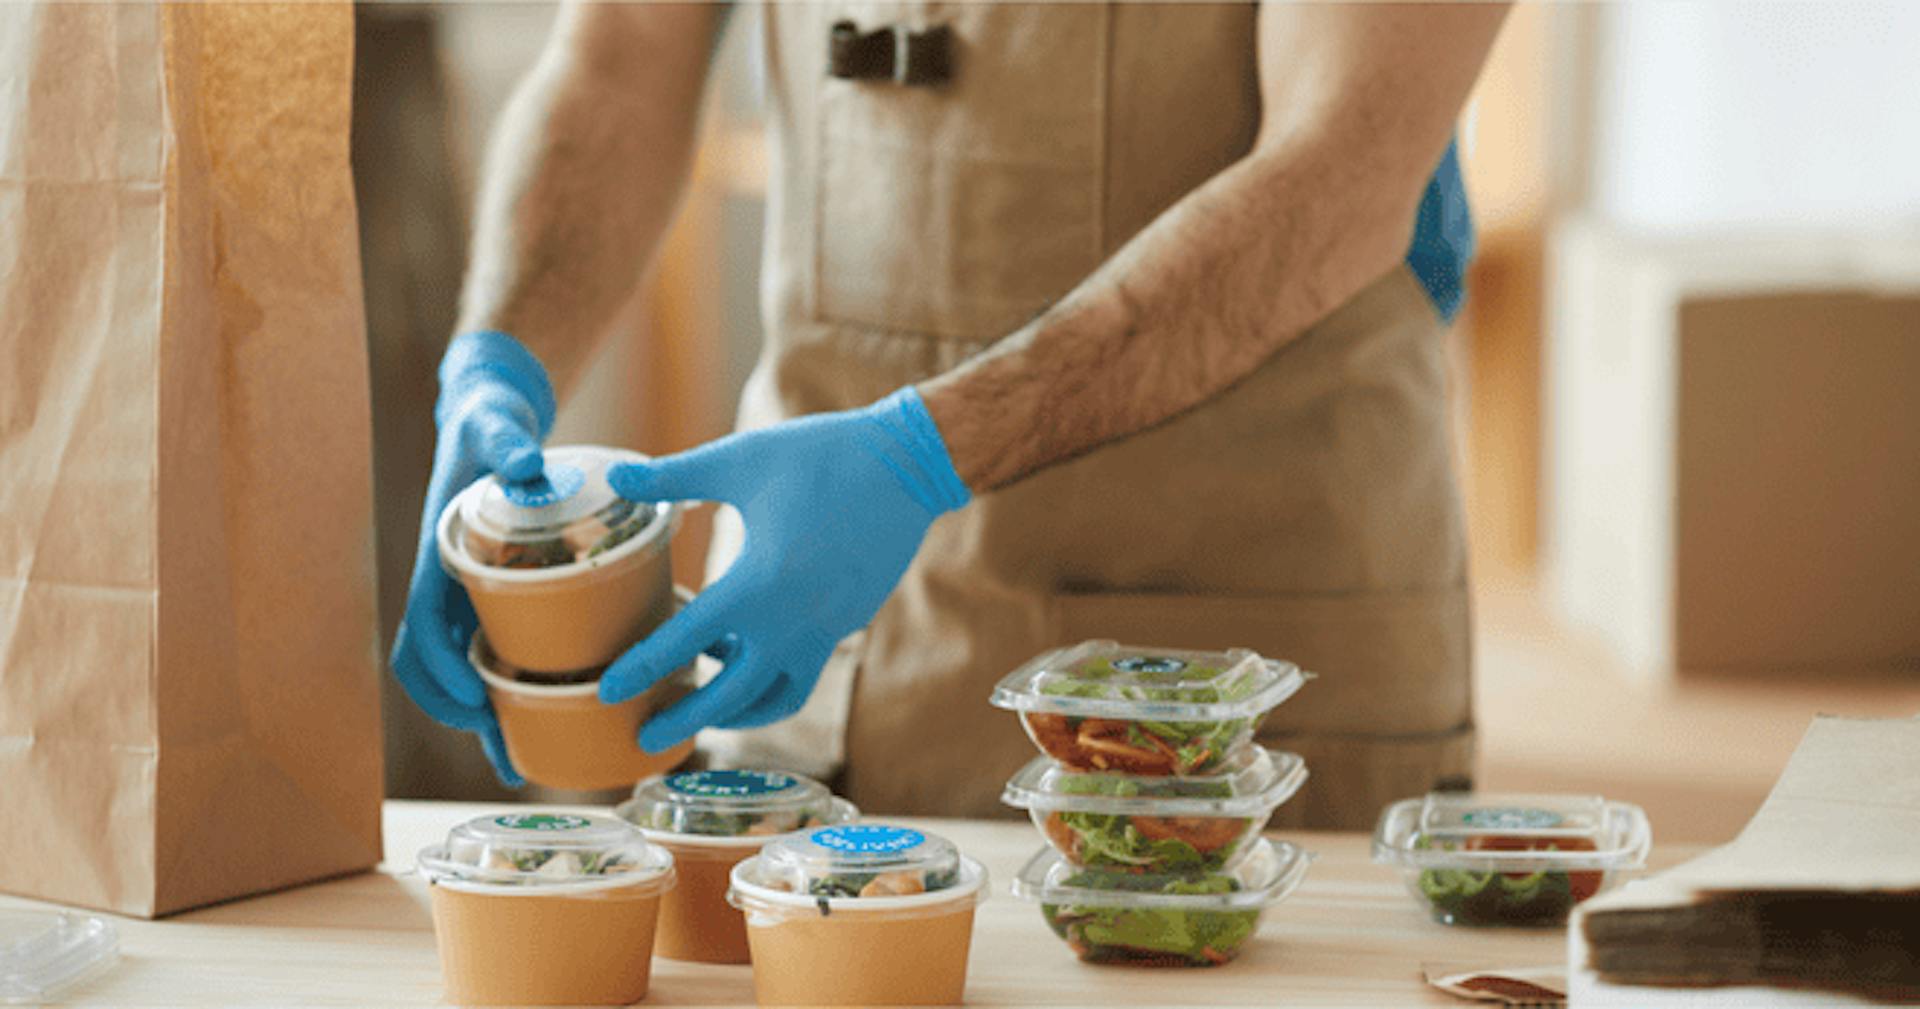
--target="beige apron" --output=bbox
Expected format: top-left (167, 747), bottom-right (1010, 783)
top-left (701, 1), bottom-right (1474, 829)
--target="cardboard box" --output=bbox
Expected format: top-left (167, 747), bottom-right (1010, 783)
top-left (1544, 218), bottom-right (1920, 677)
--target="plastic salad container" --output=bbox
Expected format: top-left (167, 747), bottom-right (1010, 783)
top-left (438, 444), bottom-right (678, 672)
top-left (1003, 746), bottom-right (1306, 874)
top-left (469, 586), bottom-right (696, 792)
top-left (617, 769), bottom-right (859, 964)
top-left (1372, 792), bottom-right (1652, 927)
top-left (990, 640), bottom-right (1309, 776)
top-left (418, 811), bottom-right (677, 1006)
top-left (0, 910), bottom-right (117, 1004)
top-left (728, 825), bottom-right (988, 1006)
top-left (1013, 837), bottom-right (1310, 967)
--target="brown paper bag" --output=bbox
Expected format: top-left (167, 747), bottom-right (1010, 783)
top-left (0, 2), bottom-right (384, 917)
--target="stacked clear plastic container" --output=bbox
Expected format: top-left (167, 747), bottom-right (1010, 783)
top-left (990, 640), bottom-right (1316, 967)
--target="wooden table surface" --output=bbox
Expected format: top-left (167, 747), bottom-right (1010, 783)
top-left (5, 801), bottom-right (1698, 1007)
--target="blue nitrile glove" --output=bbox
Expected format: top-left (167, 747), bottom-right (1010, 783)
top-left (390, 330), bottom-right (557, 788)
top-left (599, 387), bottom-right (970, 753)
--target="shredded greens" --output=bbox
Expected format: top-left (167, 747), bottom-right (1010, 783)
top-left (1411, 835), bottom-right (1597, 926)
top-left (646, 806), bottom-right (820, 838)
top-left (1041, 872), bottom-right (1258, 967)
top-left (1046, 775), bottom-right (1250, 873)
top-left (1029, 657), bottom-right (1260, 775)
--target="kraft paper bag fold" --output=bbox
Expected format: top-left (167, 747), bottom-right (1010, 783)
top-left (1572, 715), bottom-right (1920, 1002)
top-left (0, 2), bottom-right (384, 917)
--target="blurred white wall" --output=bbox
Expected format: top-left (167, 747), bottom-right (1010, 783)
top-left (1588, 2), bottom-right (1920, 235)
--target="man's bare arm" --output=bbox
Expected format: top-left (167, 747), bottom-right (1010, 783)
top-left (455, 2), bottom-right (721, 396)
top-left (919, 3), bottom-right (1508, 490)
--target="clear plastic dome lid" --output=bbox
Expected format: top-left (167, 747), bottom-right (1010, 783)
top-left (990, 640), bottom-right (1310, 722)
top-left (417, 811), bottom-right (674, 891)
top-left (452, 446), bottom-right (664, 570)
top-left (755, 824), bottom-right (964, 898)
top-left (618, 769), bottom-right (855, 840)
top-left (0, 910), bottom-right (117, 1004)
top-left (1372, 792), bottom-right (1653, 873)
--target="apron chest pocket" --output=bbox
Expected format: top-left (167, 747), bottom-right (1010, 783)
top-left (812, 2), bottom-right (1110, 342)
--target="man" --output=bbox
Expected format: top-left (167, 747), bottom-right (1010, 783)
top-left (392, 2), bottom-right (1508, 827)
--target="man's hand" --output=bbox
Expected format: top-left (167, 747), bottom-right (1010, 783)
top-left (390, 331), bottom-right (556, 787)
top-left (597, 388), bottom-right (970, 751)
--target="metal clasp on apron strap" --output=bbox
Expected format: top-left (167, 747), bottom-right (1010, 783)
top-left (828, 20), bottom-right (952, 87)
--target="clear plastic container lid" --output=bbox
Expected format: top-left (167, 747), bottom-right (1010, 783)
top-left (1003, 746), bottom-right (1307, 818)
top-left (1, 911), bottom-right (117, 1005)
top-left (1012, 838), bottom-right (1311, 911)
top-left (752, 824), bottom-right (964, 899)
top-left (417, 811), bottom-right (675, 893)
top-left (450, 445), bottom-right (668, 571)
top-left (990, 640), bottom-right (1309, 722)
top-left (1372, 792), bottom-right (1652, 873)
top-left (617, 769), bottom-right (858, 843)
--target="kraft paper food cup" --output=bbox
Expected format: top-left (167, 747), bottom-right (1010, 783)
top-left (616, 770), bottom-right (859, 963)
top-left (419, 812), bottom-right (676, 1006)
top-left (728, 825), bottom-right (988, 1006)
top-left (438, 445), bottom-right (678, 673)
top-left (469, 587), bottom-right (696, 792)
top-left (652, 843), bottom-right (756, 963)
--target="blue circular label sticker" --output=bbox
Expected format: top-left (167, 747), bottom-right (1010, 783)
top-left (493, 813), bottom-right (591, 832)
top-left (1114, 655), bottom-right (1188, 675)
top-left (1461, 808), bottom-right (1563, 830)
top-left (810, 825), bottom-right (925, 854)
top-left (501, 463), bottom-right (585, 509)
top-left (667, 770), bottom-right (799, 798)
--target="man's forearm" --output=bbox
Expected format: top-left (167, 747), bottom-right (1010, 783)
top-left (920, 134), bottom-right (1411, 490)
top-left (921, 2), bottom-right (1508, 491)
top-left (456, 3), bottom-right (720, 396)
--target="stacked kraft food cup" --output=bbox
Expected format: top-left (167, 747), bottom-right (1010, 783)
top-left (436, 445), bottom-right (690, 790)
top-left (990, 640), bottom-right (1317, 967)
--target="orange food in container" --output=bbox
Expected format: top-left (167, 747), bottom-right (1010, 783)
top-left (418, 811), bottom-right (676, 1006)
top-left (438, 445), bottom-right (678, 673)
top-left (616, 769), bottom-right (859, 964)
top-left (728, 825), bottom-right (989, 1006)
top-left (468, 585), bottom-right (696, 792)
